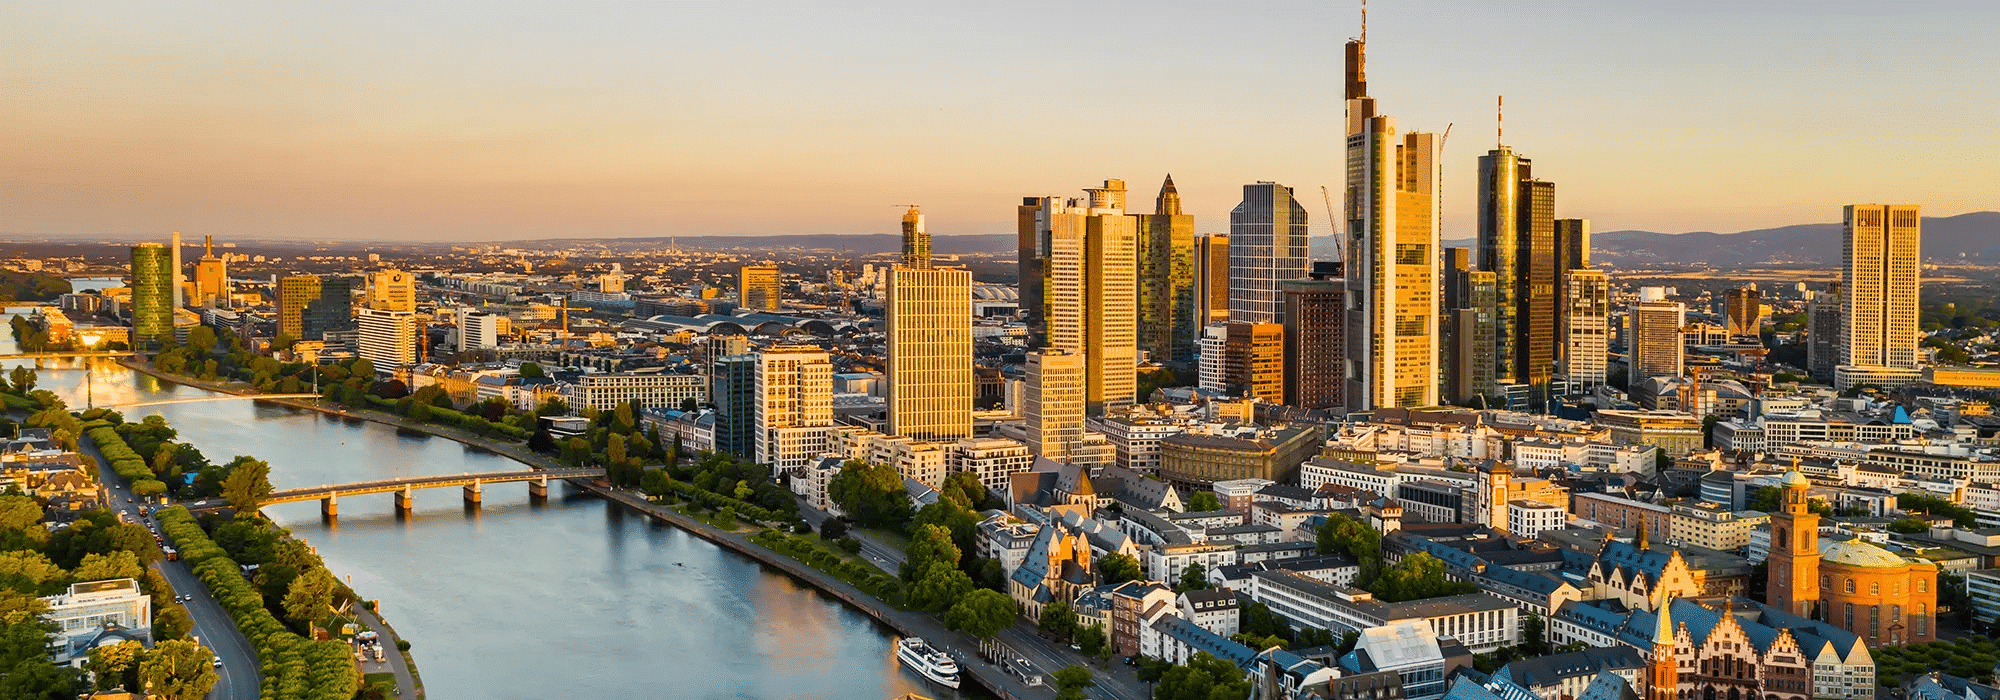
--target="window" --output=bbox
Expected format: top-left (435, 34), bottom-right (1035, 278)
top-left (1844, 603), bottom-right (1854, 629)
top-left (1917, 579), bottom-right (1927, 593)
top-left (1845, 578), bottom-right (1855, 593)
top-left (1870, 582), bottom-right (1879, 595)
top-left (1869, 606), bottom-right (1879, 638)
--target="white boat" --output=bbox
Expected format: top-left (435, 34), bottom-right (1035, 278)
top-left (895, 637), bottom-right (961, 689)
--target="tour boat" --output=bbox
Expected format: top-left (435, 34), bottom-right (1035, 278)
top-left (895, 637), bottom-right (962, 689)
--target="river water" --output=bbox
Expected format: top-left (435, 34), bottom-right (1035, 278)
top-left (5, 338), bottom-right (969, 699)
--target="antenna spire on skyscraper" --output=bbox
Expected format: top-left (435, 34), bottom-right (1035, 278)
top-left (1497, 95), bottom-right (1504, 147)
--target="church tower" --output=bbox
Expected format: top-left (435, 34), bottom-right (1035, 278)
top-left (1647, 588), bottom-right (1678, 700)
top-left (1766, 469), bottom-right (1821, 618)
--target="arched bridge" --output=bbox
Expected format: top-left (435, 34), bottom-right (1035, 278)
top-left (204, 468), bottom-right (605, 517)
top-left (100, 393), bottom-right (324, 409)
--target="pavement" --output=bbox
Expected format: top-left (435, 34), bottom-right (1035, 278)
top-left (80, 432), bottom-right (260, 700)
top-left (354, 606), bottom-right (417, 698)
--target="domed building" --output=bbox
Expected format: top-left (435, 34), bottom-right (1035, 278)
top-left (1766, 469), bottom-right (1938, 645)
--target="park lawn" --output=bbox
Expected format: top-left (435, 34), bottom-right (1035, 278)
top-left (857, 526), bottom-right (910, 553)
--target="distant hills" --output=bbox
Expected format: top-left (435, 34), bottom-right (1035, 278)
top-left (1434, 212), bottom-right (2000, 267)
top-left (502, 233), bottom-right (1019, 256)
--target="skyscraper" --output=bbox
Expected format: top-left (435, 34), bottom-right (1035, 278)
top-left (1196, 322), bottom-right (1284, 402)
top-left (1837, 204), bottom-right (1921, 389)
top-left (1281, 280), bottom-right (1344, 410)
top-left (1724, 285), bottom-right (1765, 339)
top-left (1024, 350), bottom-right (1086, 462)
top-left (710, 353), bottom-right (758, 457)
top-left (129, 243), bottom-right (174, 350)
top-left (886, 206), bottom-right (973, 444)
top-left (276, 275), bottom-right (322, 341)
top-left (170, 231), bottom-right (184, 309)
top-left (1023, 181), bottom-right (1138, 414)
top-left (1479, 145), bottom-right (1559, 391)
top-left (301, 276), bottom-right (356, 341)
top-left (1193, 234), bottom-right (1230, 328)
top-left (192, 235), bottom-right (227, 308)
top-left (367, 269), bottom-right (415, 312)
top-left (739, 265), bottom-right (781, 311)
top-left (1227, 182), bottom-right (1310, 324)
top-left (458, 311), bottom-right (499, 352)
top-left (1342, 21), bottom-right (1441, 411)
top-left (1018, 198), bottom-right (1048, 347)
top-left (754, 345), bottom-right (834, 475)
top-left (356, 308), bottom-right (417, 370)
top-left (1807, 282), bottom-right (1843, 383)
top-left (900, 205), bottom-right (929, 269)
top-left (1563, 269), bottom-right (1610, 391)
top-left (1443, 269), bottom-right (1498, 406)
top-left (1629, 294), bottom-right (1687, 381)
top-left (1133, 175), bottom-right (1196, 363)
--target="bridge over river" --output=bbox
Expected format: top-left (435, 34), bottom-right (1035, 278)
top-left (197, 468), bottom-right (605, 517)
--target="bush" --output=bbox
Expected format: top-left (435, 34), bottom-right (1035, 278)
top-left (395, 639), bottom-right (411, 652)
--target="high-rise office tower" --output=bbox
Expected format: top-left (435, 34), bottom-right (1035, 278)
top-left (1024, 181), bottom-right (1138, 414)
top-left (276, 275), bottom-right (322, 341)
top-left (739, 265), bottom-right (781, 311)
top-left (1194, 234), bottom-right (1230, 328)
top-left (1555, 219), bottom-right (1590, 277)
top-left (1342, 21), bottom-right (1441, 410)
top-left (1837, 204), bottom-right (1921, 388)
top-left (1281, 280), bottom-right (1345, 409)
top-left (1196, 322), bottom-right (1284, 402)
top-left (170, 231), bottom-right (184, 309)
top-left (900, 205), bottom-right (930, 270)
top-left (1227, 182), bottom-right (1310, 324)
top-left (1724, 285), bottom-right (1765, 339)
top-left (193, 235), bottom-right (227, 308)
top-left (458, 311), bottom-right (499, 352)
top-left (754, 345), bottom-right (834, 475)
top-left (1479, 145), bottom-right (1559, 390)
top-left (129, 243), bottom-right (174, 350)
top-left (1082, 181), bottom-right (1138, 413)
top-left (1563, 269), bottom-right (1610, 390)
top-left (1478, 146), bottom-right (1525, 385)
top-left (1018, 198), bottom-right (1049, 346)
top-left (886, 207), bottom-right (973, 444)
top-left (1807, 282), bottom-right (1843, 383)
top-left (1443, 267), bottom-right (1498, 406)
top-left (1628, 295), bottom-right (1687, 381)
top-left (1024, 350), bottom-right (1087, 462)
top-left (356, 308), bottom-right (417, 369)
top-left (711, 353), bottom-right (758, 457)
top-left (302, 276), bottom-right (356, 341)
top-left (367, 270), bottom-right (415, 312)
top-left (1133, 175), bottom-right (1196, 363)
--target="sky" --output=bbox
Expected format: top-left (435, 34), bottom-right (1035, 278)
top-left (3, 1), bottom-right (1997, 243)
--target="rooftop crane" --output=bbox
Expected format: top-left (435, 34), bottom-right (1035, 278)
top-left (1319, 185), bottom-right (1343, 265)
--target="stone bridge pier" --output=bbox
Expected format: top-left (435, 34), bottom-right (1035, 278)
top-left (321, 495), bottom-right (338, 518)
top-left (393, 487), bottom-right (415, 514)
top-left (528, 476), bottom-right (549, 501)
top-left (463, 480), bottom-right (483, 508)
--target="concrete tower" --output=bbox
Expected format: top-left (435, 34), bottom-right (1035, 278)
top-left (1837, 204), bottom-right (1921, 389)
top-left (887, 206), bottom-right (973, 444)
top-left (900, 205), bottom-right (930, 270)
top-left (1227, 182), bottom-right (1310, 324)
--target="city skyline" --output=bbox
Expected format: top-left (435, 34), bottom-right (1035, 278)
top-left (4, 2), bottom-right (1997, 241)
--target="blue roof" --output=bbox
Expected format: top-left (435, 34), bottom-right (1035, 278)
top-left (1442, 677), bottom-right (1506, 700)
top-left (1482, 564), bottom-right (1566, 596)
top-left (1155, 616), bottom-right (1256, 669)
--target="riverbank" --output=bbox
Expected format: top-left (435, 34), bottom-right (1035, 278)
top-left (115, 360), bottom-right (430, 699)
top-left (126, 359), bottom-right (1060, 699)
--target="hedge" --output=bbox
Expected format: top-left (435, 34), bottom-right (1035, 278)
top-left (86, 425), bottom-right (156, 484)
top-left (656, 477), bottom-right (785, 523)
top-left (160, 506), bottom-right (360, 700)
top-left (750, 529), bottom-right (905, 606)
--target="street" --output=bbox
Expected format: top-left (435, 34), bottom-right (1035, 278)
top-left (81, 433), bottom-right (261, 700)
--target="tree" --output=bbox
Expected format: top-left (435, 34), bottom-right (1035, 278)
top-left (1098, 552), bottom-right (1143, 585)
top-left (1155, 652), bottom-right (1252, 700)
top-left (943, 589), bottom-right (1015, 641)
top-left (1075, 623), bottom-right (1109, 658)
top-left (1178, 562), bottom-right (1212, 592)
top-left (7, 367), bottom-right (34, 394)
top-left (901, 524), bottom-right (962, 582)
top-left (518, 362), bottom-right (545, 378)
top-left (1519, 609), bottom-right (1548, 656)
top-left (828, 460), bottom-right (911, 529)
top-left (1888, 517), bottom-right (1931, 534)
top-left (1186, 491), bottom-right (1222, 512)
top-left (137, 639), bottom-right (218, 700)
top-left (85, 640), bottom-right (144, 691)
top-left (220, 458), bottom-right (273, 517)
top-left (940, 470), bottom-right (989, 510)
top-left (1371, 551), bottom-right (1478, 602)
top-left (818, 518), bottom-right (848, 541)
top-left (1053, 664), bottom-right (1096, 700)
top-left (1038, 600), bottom-right (1078, 642)
top-left (73, 551), bottom-right (143, 581)
top-left (1315, 511), bottom-right (1385, 585)
top-left (0, 495), bottom-right (40, 530)
top-left (908, 562), bottom-right (976, 613)
top-left (281, 567), bottom-right (337, 630)
top-left (153, 606), bottom-right (192, 642)
top-left (911, 499), bottom-right (978, 564)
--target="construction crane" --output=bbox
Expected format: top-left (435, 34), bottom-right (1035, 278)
top-left (1319, 186), bottom-right (1343, 265)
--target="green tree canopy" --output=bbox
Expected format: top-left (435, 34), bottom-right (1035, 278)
top-left (1097, 552), bottom-right (1142, 585)
top-left (907, 562), bottom-right (975, 614)
top-left (901, 524), bottom-right (961, 582)
top-left (137, 638), bottom-right (219, 700)
top-left (828, 460), bottom-right (911, 528)
top-left (219, 457), bottom-right (273, 517)
top-left (281, 566), bottom-right (337, 630)
top-left (943, 589), bottom-right (1015, 641)
top-left (1177, 561), bottom-right (1213, 592)
top-left (1186, 491), bottom-right (1222, 512)
top-left (1054, 664), bottom-right (1096, 700)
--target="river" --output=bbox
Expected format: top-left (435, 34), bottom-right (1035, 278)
top-left (4, 341), bottom-right (976, 699)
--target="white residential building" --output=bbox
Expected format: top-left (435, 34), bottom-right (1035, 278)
top-left (562, 369), bottom-right (707, 413)
top-left (356, 307), bottom-right (417, 370)
top-left (756, 345), bottom-right (834, 477)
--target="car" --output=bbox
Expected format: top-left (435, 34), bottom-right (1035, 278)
top-left (1069, 643), bottom-right (1081, 651)
top-left (212, 656), bottom-right (222, 668)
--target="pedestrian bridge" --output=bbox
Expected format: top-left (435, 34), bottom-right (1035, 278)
top-left (101, 393), bottom-right (324, 409)
top-left (211, 468), bottom-right (605, 517)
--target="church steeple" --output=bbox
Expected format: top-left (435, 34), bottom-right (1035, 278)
top-left (1647, 587), bottom-right (1678, 700)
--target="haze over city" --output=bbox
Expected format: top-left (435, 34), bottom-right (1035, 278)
top-left (5, 0), bottom-right (1998, 241)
